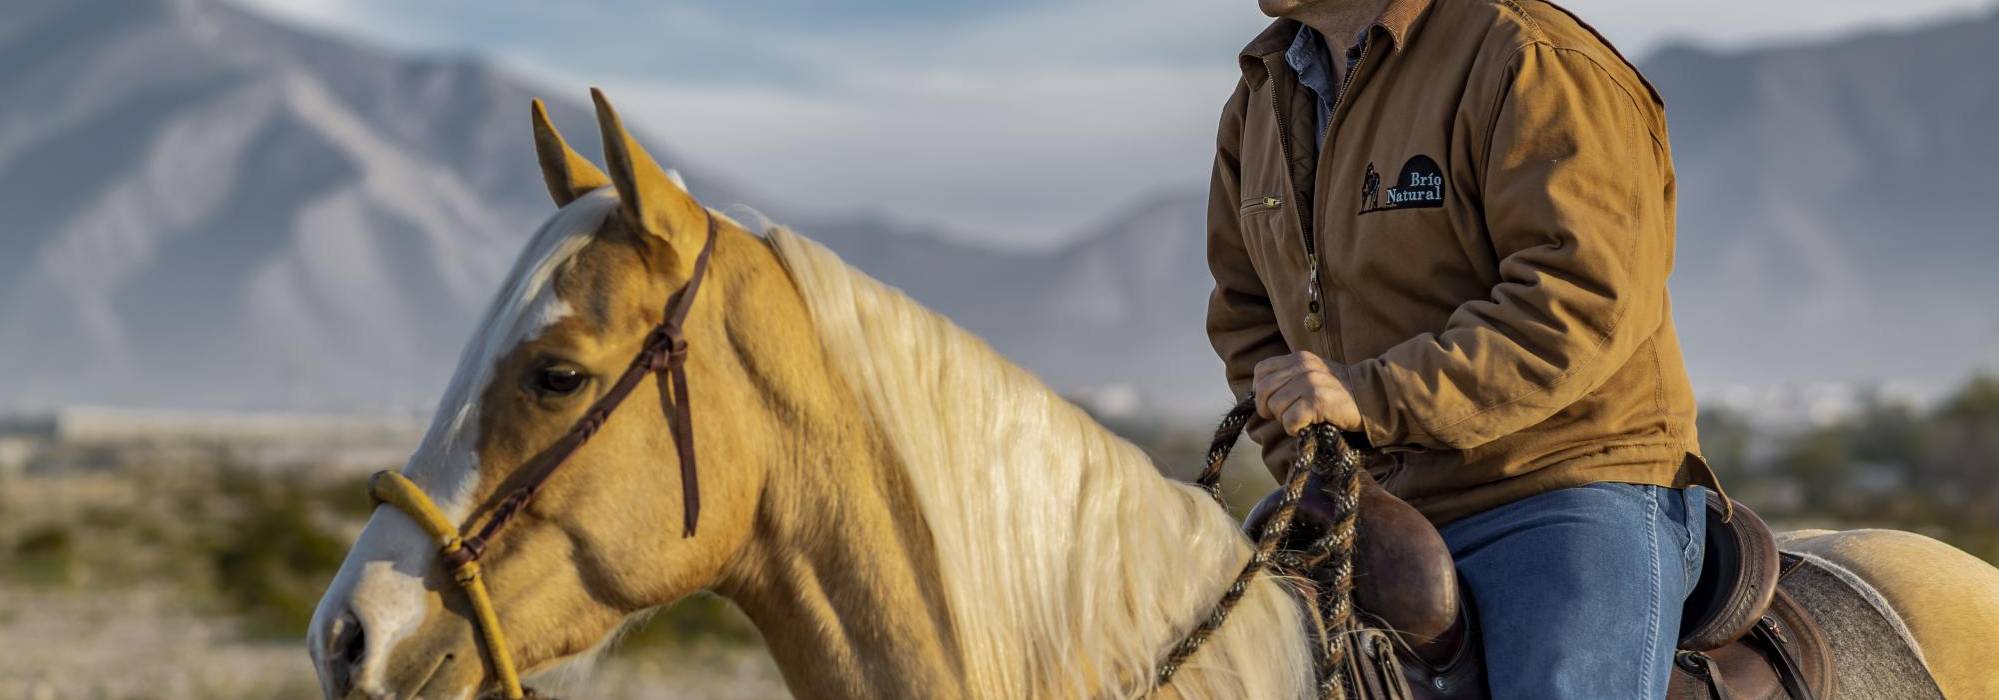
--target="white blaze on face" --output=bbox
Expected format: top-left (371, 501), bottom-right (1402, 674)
top-left (310, 190), bottom-right (616, 696)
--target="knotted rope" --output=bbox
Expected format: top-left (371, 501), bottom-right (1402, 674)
top-left (1149, 395), bottom-right (1368, 700)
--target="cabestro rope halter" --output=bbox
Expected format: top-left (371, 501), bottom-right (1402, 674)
top-left (366, 210), bottom-right (719, 700)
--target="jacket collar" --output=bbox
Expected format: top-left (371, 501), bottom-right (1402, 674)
top-left (1238, 0), bottom-right (1434, 78)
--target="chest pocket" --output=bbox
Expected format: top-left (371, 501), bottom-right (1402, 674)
top-left (1237, 191), bottom-right (1298, 275)
top-left (1239, 194), bottom-right (1287, 220)
top-left (1234, 91), bottom-right (1310, 277)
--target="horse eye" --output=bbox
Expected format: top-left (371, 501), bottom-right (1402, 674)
top-left (528, 363), bottom-right (587, 397)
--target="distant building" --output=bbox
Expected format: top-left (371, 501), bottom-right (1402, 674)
top-left (0, 436), bottom-right (35, 477)
top-left (0, 406), bottom-right (423, 445)
top-left (0, 406), bottom-right (427, 473)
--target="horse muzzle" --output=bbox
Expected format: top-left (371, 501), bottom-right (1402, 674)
top-left (346, 470), bottom-right (527, 699)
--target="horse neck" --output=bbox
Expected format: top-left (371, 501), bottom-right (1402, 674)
top-left (714, 426), bottom-right (966, 698)
top-left (701, 239), bottom-right (967, 698)
top-left (717, 230), bottom-right (1317, 698)
top-left (717, 400), bottom-right (1319, 700)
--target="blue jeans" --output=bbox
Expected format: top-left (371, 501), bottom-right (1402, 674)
top-left (1439, 483), bottom-right (1707, 699)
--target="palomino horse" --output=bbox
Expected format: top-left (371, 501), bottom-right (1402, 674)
top-left (308, 90), bottom-right (1999, 699)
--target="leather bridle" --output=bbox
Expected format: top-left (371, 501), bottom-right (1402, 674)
top-left (367, 210), bottom-right (720, 700)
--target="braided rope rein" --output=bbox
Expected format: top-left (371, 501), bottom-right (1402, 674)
top-left (1304, 443), bottom-right (1364, 699)
top-left (1149, 396), bottom-right (1367, 699)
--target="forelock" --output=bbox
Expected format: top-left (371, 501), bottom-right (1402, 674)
top-left (403, 188), bottom-right (618, 514)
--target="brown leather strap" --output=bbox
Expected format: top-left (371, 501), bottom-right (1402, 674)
top-left (450, 212), bottom-right (720, 566)
top-left (1675, 652), bottom-right (1730, 700)
top-left (1752, 614), bottom-right (1816, 700)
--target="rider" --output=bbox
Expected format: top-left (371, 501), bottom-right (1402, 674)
top-left (1206, 0), bottom-right (1723, 696)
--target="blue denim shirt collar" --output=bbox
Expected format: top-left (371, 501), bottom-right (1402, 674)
top-left (1284, 25), bottom-right (1370, 149)
top-left (1284, 25), bottom-right (1337, 106)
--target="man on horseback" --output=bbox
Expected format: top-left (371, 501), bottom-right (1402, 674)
top-left (1206, 0), bottom-right (1722, 696)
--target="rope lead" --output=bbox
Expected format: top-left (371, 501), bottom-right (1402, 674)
top-left (1150, 397), bottom-right (1366, 700)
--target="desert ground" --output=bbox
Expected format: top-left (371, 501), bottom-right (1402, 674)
top-left (0, 459), bottom-right (787, 700)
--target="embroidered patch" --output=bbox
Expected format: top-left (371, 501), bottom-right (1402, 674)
top-left (1359, 155), bottom-right (1447, 214)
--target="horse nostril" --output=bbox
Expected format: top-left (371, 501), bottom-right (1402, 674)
top-left (323, 609), bottom-right (366, 696)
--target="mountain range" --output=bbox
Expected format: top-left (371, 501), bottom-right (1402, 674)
top-left (1647, 20), bottom-right (1999, 399)
top-left (2, 0), bottom-right (1995, 420)
top-left (0, 0), bottom-right (757, 411)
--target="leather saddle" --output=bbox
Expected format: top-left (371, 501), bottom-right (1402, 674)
top-left (1244, 474), bottom-right (1835, 699)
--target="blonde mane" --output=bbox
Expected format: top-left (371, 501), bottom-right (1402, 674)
top-left (765, 228), bottom-right (1314, 699)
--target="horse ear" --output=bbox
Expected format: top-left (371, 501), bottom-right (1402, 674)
top-left (530, 99), bottom-right (610, 207)
top-left (590, 87), bottom-right (703, 245)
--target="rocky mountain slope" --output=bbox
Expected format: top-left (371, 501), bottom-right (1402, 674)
top-left (5, 0), bottom-right (1995, 419)
top-left (0, 0), bottom-right (750, 410)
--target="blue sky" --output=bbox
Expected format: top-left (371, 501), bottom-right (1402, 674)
top-left (240, 0), bottom-right (1997, 249)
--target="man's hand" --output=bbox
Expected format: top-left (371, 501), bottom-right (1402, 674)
top-left (1253, 351), bottom-right (1361, 435)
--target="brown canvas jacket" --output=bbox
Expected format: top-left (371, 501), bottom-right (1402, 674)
top-left (1206, 0), bottom-right (1722, 525)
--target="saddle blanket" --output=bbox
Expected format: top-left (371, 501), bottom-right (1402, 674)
top-left (1779, 549), bottom-right (1944, 700)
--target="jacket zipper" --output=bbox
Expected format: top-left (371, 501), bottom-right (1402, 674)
top-left (1268, 34), bottom-right (1375, 336)
top-left (1313, 36), bottom-right (1374, 337)
top-left (1325, 34), bottom-right (1374, 149)
top-left (1262, 58), bottom-right (1323, 333)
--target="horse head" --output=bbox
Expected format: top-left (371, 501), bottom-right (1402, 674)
top-left (307, 90), bottom-right (810, 699)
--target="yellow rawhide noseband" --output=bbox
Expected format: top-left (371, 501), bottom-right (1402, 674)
top-left (362, 212), bottom-right (719, 700)
top-left (369, 470), bottom-right (528, 699)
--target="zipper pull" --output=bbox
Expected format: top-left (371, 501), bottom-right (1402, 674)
top-left (1263, 196), bottom-right (1284, 210)
top-left (1304, 254), bottom-right (1325, 332)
